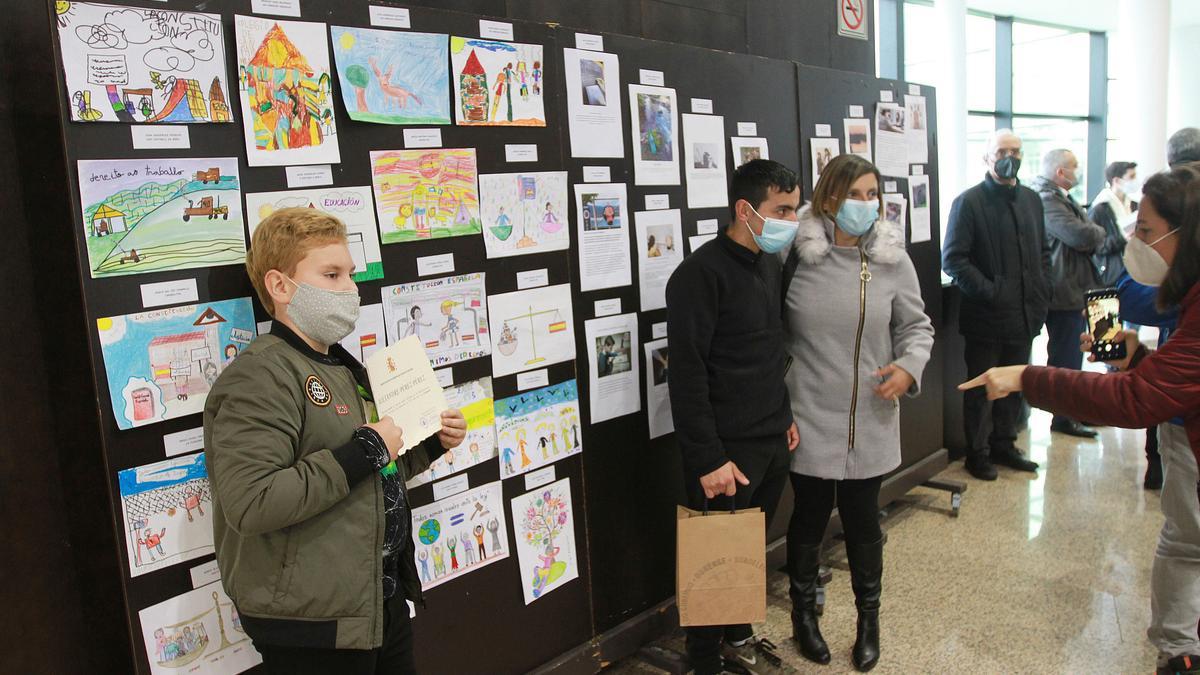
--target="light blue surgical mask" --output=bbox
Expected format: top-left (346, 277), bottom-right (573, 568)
top-left (836, 198), bottom-right (879, 237)
top-left (745, 204), bottom-right (799, 254)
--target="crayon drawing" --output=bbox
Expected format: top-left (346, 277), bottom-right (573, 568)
top-left (97, 298), bottom-right (256, 430)
top-left (408, 377), bottom-right (498, 487)
top-left (494, 380), bottom-right (582, 479)
top-left (137, 580), bottom-right (262, 675)
top-left (55, 2), bottom-right (232, 124)
top-left (478, 171), bottom-right (569, 258)
top-left (330, 26), bottom-right (450, 125)
top-left (487, 284), bottom-right (577, 377)
top-left (235, 15), bottom-right (340, 166)
top-left (451, 36), bottom-right (545, 127)
top-left (369, 149), bottom-right (481, 243)
top-left (118, 452), bottom-right (213, 578)
top-left (510, 477), bottom-right (579, 604)
top-left (78, 157), bottom-right (246, 278)
top-left (381, 273), bottom-right (490, 367)
top-left (410, 481), bottom-right (509, 591)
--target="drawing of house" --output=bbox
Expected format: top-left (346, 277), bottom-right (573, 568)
top-left (459, 50), bottom-right (489, 122)
top-left (148, 332), bottom-right (209, 399)
top-left (91, 204), bottom-right (127, 236)
top-left (245, 23), bottom-right (327, 151)
top-left (209, 77), bottom-right (231, 122)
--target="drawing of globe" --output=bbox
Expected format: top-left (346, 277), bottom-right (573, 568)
top-left (418, 519), bottom-right (441, 545)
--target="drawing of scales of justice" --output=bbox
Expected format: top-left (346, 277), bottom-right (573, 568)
top-left (139, 582), bottom-right (260, 674)
top-left (496, 304), bottom-right (568, 366)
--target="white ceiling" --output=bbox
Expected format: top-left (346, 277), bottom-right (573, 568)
top-left (964, 0), bottom-right (1200, 31)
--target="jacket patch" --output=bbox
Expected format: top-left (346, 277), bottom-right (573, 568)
top-left (305, 375), bottom-right (331, 407)
top-left (335, 404), bottom-right (350, 416)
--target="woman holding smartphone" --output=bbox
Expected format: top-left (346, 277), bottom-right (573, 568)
top-left (782, 154), bottom-right (934, 671)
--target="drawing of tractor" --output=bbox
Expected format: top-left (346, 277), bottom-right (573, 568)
top-left (182, 196), bottom-right (229, 221)
top-left (194, 168), bottom-right (220, 183)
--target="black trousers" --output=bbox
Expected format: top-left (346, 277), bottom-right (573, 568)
top-left (962, 337), bottom-right (1033, 458)
top-left (255, 592), bottom-right (416, 675)
top-left (787, 473), bottom-right (883, 547)
top-left (683, 434), bottom-right (790, 675)
top-left (1045, 309), bottom-right (1086, 426)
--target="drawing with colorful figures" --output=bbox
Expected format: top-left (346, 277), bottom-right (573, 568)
top-left (118, 452), bottom-right (213, 578)
top-left (408, 377), bottom-right (498, 487)
top-left (410, 481), bottom-right (508, 591)
top-left (369, 148), bottom-right (481, 244)
top-left (510, 477), bottom-right (579, 604)
top-left (381, 273), bottom-right (490, 367)
top-left (478, 171), bottom-right (569, 258)
top-left (137, 580), bottom-right (261, 675)
top-left (494, 379), bottom-right (582, 479)
top-left (330, 26), bottom-right (451, 125)
top-left (450, 36), bottom-right (545, 126)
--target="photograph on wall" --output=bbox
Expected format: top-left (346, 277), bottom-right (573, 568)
top-left (730, 136), bottom-right (770, 168)
top-left (245, 186), bottom-right (383, 281)
top-left (904, 94), bottom-right (929, 164)
top-left (682, 113), bottom-right (729, 209)
top-left (874, 102), bottom-right (909, 177)
top-left (908, 174), bottom-right (932, 243)
top-left (510, 477), bottom-right (580, 604)
top-left (137, 580), bottom-right (261, 675)
top-left (643, 337), bottom-right (673, 439)
top-left (634, 209), bottom-right (684, 311)
top-left (478, 171), bottom-right (569, 258)
top-left (628, 84), bottom-right (680, 185)
top-left (843, 117), bottom-right (872, 162)
top-left (487, 284), bottom-right (576, 378)
top-left (584, 313), bottom-right (640, 424)
top-left (562, 48), bottom-right (623, 157)
top-left (330, 26), bottom-right (450, 125)
top-left (494, 380), bottom-right (582, 479)
top-left (77, 157), bottom-right (245, 279)
top-left (381, 273), bottom-right (490, 368)
top-left (809, 137), bottom-right (842, 190)
top-left (234, 15), bottom-right (339, 166)
top-left (451, 37), bottom-right (545, 126)
top-left (410, 481), bottom-right (509, 591)
top-left (407, 377), bottom-right (497, 487)
top-left (882, 192), bottom-right (907, 233)
top-left (574, 182), bottom-right (632, 292)
top-left (98, 298), bottom-right (256, 430)
top-left (118, 452), bottom-right (213, 578)
top-left (55, 3), bottom-right (233, 124)
top-left (369, 148), bottom-right (481, 244)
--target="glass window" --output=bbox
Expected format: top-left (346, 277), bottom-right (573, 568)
top-left (1012, 22), bottom-right (1090, 116)
top-left (1012, 117), bottom-right (1090, 202)
top-left (902, 2), bottom-right (937, 87)
top-left (965, 14), bottom-right (996, 111)
top-left (966, 114), bottom-right (998, 186)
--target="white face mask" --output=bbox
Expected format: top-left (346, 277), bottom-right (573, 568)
top-left (1120, 176), bottom-right (1142, 201)
top-left (1122, 229), bottom-right (1177, 287)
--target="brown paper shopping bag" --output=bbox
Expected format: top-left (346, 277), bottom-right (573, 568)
top-left (676, 504), bottom-right (767, 626)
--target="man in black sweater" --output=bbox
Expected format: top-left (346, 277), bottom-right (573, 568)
top-left (666, 159), bottom-right (800, 674)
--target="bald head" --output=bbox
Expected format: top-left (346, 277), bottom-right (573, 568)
top-left (986, 128), bottom-right (1021, 158)
top-left (1167, 127), bottom-right (1200, 168)
top-left (1042, 148), bottom-right (1081, 190)
top-left (983, 128), bottom-right (1023, 184)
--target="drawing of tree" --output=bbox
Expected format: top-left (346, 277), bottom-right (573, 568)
top-left (346, 65), bottom-right (370, 113)
top-left (521, 489), bottom-right (569, 550)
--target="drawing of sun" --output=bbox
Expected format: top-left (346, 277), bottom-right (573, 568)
top-left (55, 1), bottom-right (75, 28)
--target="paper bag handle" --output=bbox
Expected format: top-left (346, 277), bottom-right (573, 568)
top-left (701, 497), bottom-right (738, 516)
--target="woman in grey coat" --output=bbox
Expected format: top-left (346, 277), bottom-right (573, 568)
top-left (782, 155), bottom-right (933, 672)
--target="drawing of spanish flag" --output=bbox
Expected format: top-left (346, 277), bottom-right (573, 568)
top-left (360, 333), bottom-right (378, 348)
top-left (548, 319), bottom-right (567, 333)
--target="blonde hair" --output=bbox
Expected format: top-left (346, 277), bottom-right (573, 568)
top-left (811, 154), bottom-right (883, 221)
top-left (245, 207), bottom-right (346, 316)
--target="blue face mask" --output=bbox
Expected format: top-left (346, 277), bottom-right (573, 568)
top-left (836, 199), bottom-right (879, 237)
top-left (745, 204), bottom-right (798, 254)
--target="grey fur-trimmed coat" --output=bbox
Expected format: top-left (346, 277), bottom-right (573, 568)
top-left (782, 205), bottom-right (934, 480)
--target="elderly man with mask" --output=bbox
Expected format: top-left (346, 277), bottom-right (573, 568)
top-left (1031, 148), bottom-right (1106, 439)
top-left (943, 129), bottom-right (1052, 481)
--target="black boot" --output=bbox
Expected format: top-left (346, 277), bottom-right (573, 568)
top-left (787, 539), bottom-right (831, 664)
top-left (847, 536), bottom-right (883, 672)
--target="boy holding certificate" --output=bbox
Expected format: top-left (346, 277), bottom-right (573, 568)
top-left (204, 207), bottom-right (466, 674)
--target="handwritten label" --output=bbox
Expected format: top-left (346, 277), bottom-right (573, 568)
top-left (524, 466), bottom-right (556, 490)
top-left (691, 98), bottom-right (713, 114)
top-left (251, 0), bottom-right (301, 17)
top-left (696, 219), bottom-right (719, 234)
top-left (417, 253), bottom-right (455, 276)
top-left (369, 5), bottom-right (411, 28)
top-left (141, 278), bottom-right (198, 309)
top-left (517, 369), bottom-right (549, 390)
top-left (908, 83), bottom-right (921, 95)
top-left (652, 322), bottom-right (668, 339)
top-left (583, 166), bottom-right (611, 182)
top-left (479, 19), bottom-right (514, 41)
top-left (645, 194), bottom-right (670, 210)
top-left (737, 122), bottom-right (757, 136)
top-left (404, 128), bottom-right (443, 148)
top-left (594, 298), bottom-right (622, 317)
top-left (517, 268), bottom-right (550, 289)
top-left (131, 126), bottom-right (190, 149)
top-left (849, 105), bottom-right (865, 118)
top-left (639, 69), bottom-right (665, 86)
top-left (285, 164), bottom-right (333, 188)
top-left (880, 90), bottom-right (894, 103)
top-left (190, 560), bottom-right (221, 589)
top-left (575, 33), bottom-right (604, 51)
top-left (433, 474), bottom-right (470, 501)
top-left (163, 426), bottom-right (205, 457)
top-left (87, 54), bottom-right (128, 85)
top-left (884, 181), bottom-right (899, 193)
top-left (505, 144), bottom-right (538, 162)
top-left (814, 124), bottom-right (832, 137)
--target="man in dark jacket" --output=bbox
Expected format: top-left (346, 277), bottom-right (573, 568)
top-left (943, 129), bottom-right (1051, 480)
top-left (1031, 148), bottom-right (1106, 438)
top-left (666, 159), bottom-right (800, 674)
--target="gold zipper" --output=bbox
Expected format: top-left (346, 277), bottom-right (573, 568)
top-left (849, 248), bottom-right (871, 450)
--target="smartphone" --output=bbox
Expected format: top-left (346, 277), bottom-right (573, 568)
top-left (1085, 288), bottom-right (1127, 361)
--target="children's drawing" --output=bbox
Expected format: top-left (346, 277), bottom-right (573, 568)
top-left (137, 580), bottom-right (262, 675)
top-left (337, 303), bottom-right (385, 364)
top-left (119, 452), bottom-right (213, 578)
top-left (245, 186), bottom-right (384, 282)
top-left (77, 157), bottom-right (246, 279)
top-left (369, 149), bottom-right (481, 244)
top-left (487, 284), bottom-right (577, 378)
top-left (330, 26), bottom-right (450, 125)
top-left (494, 380), bottom-right (582, 479)
top-left (98, 298), bottom-right (256, 430)
top-left (450, 36), bottom-right (545, 127)
top-left (235, 15), bottom-right (339, 166)
top-left (410, 481), bottom-right (509, 591)
top-left (478, 171), bottom-right (569, 258)
top-left (408, 377), bottom-right (497, 487)
top-left (510, 477), bottom-right (579, 604)
top-left (55, 3), bottom-right (232, 124)
top-left (381, 273), bottom-right (490, 367)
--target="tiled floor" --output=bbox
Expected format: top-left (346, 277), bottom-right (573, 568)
top-left (608, 407), bottom-right (1166, 673)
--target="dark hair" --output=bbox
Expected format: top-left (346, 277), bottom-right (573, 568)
top-left (410, 305), bottom-right (422, 318)
top-left (729, 159), bottom-right (800, 221)
top-left (811, 154), bottom-right (883, 220)
top-left (1104, 161), bottom-right (1137, 184)
top-left (1140, 162), bottom-right (1200, 310)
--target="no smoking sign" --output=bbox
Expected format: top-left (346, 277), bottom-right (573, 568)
top-left (837, 0), bottom-right (868, 40)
